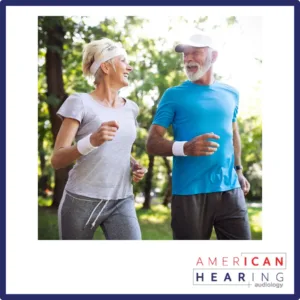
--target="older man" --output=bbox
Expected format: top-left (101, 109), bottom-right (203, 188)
top-left (146, 32), bottom-right (251, 240)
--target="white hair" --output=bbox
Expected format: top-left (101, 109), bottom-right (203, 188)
top-left (82, 38), bottom-right (117, 85)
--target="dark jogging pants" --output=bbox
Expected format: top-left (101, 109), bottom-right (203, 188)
top-left (171, 188), bottom-right (251, 240)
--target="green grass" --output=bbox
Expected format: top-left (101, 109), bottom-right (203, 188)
top-left (38, 201), bottom-right (262, 240)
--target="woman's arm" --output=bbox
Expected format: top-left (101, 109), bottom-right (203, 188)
top-left (51, 118), bottom-right (82, 170)
top-left (51, 119), bottom-right (120, 170)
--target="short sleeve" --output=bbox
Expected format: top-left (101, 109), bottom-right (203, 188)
top-left (127, 99), bottom-right (139, 127)
top-left (232, 90), bottom-right (239, 122)
top-left (57, 93), bottom-right (84, 123)
top-left (152, 89), bottom-right (175, 129)
top-left (133, 101), bottom-right (140, 127)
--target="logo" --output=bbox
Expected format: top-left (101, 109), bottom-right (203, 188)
top-left (193, 253), bottom-right (286, 289)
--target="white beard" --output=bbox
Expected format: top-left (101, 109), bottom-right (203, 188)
top-left (184, 59), bottom-right (212, 82)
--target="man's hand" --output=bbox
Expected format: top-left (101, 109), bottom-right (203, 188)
top-left (184, 133), bottom-right (220, 156)
top-left (132, 162), bottom-right (147, 183)
top-left (237, 171), bottom-right (251, 196)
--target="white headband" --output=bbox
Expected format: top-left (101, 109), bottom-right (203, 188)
top-left (90, 46), bottom-right (127, 76)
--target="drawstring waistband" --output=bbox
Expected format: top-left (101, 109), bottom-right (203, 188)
top-left (65, 191), bottom-right (109, 229)
top-left (90, 200), bottom-right (109, 229)
top-left (84, 199), bottom-right (103, 228)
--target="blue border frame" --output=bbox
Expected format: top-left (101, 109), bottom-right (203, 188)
top-left (1, 0), bottom-right (299, 299)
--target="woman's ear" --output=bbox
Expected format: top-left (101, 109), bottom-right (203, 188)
top-left (100, 62), bottom-right (109, 75)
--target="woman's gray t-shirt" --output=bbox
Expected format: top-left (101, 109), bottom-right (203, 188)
top-left (57, 93), bottom-right (139, 200)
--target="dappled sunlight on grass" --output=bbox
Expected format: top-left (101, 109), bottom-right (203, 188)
top-left (38, 198), bottom-right (262, 240)
top-left (38, 207), bottom-right (59, 240)
top-left (135, 203), bottom-right (170, 224)
top-left (251, 225), bottom-right (261, 233)
top-left (38, 197), bottom-right (52, 207)
top-left (139, 214), bottom-right (169, 224)
top-left (135, 203), bottom-right (169, 213)
top-left (248, 207), bottom-right (262, 234)
top-left (134, 203), bottom-right (173, 239)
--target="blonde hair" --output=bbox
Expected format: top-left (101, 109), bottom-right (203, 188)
top-left (82, 38), bottom-right (117, 85)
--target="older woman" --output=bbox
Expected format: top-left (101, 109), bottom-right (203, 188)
top-left (51, 38), bottom-right (146, 240)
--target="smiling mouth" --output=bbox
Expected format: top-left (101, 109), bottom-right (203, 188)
top-left (186, 66), bottom-right (198, 73)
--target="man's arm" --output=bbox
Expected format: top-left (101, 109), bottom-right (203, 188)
top-left (233, 122), bottom-right (242, 167)
top-left (146, 125), bottom-right (220, 157)
top-left (146, 125), bottom-right (174, 156)
top-left (232, 122), bottom-right (250, 195)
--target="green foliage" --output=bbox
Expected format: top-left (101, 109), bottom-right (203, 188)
top-left (38, 201), bottom-right (262, 240)
top-left (238, 115), bottom-right (262, 200)
top-left (38, 16), bottom-right (262, 203)
top-left (226, 16), bottom-right (238, 26)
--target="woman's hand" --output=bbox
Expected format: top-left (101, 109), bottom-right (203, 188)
top-left (90, 120), bottom-right (119, 146)
top-left (132, 162), bottom-right (147, 183)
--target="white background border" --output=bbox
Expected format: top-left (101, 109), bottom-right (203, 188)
top-left (6, 6), bottom-right (294, 294)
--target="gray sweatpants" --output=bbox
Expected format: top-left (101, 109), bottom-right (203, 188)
top-left (171, 188), bottom-right (251, 240)
top-left (58, 190), bottom-right (141, 240)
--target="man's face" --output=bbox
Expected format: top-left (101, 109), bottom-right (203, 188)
top-left (183, 47), bottom-right (212, 81)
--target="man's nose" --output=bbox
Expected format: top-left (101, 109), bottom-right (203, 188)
top-left (184, 54), bottom-right (193, 62)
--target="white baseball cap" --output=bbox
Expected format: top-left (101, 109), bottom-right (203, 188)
top-left (175, 33), bottom-right (214, 53)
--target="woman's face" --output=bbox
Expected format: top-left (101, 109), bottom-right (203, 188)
top-left (110, 55), bottom-right (133, 88)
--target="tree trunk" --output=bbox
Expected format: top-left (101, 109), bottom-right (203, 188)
top-left (143, 155), bottom-right (155, 210)
top-left (162, 157), bottom-right (172, 206)
top-left (38, 144), bottom-right (47, 196)
top-left (44, 18), bottom-right (69, 208)
top-left (163, 182), bottom-right (172, 207)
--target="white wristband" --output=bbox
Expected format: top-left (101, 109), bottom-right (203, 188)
top-left (77, 134), bottom-right (98, 155)
top-left (172, 141), bottom-right (187, 156)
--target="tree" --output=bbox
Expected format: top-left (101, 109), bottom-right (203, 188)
top-left (39, 17), bottom-right (71, 207)
top-left (238, 115), bottom-right (262, 200)
top-left (38, 16), bottom-right (262, 210)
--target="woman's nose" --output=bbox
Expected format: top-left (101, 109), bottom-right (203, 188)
top-left (127, 64), bottom-right (133, 72)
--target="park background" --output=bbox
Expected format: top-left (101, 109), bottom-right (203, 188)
top-left (38, 15), bottom-right (262, 240)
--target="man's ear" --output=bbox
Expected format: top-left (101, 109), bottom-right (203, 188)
top-left (211, 50), bottom-right (218, 64)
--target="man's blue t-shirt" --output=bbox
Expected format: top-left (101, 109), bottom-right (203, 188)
top-left (152, 80), bottom-right (240, 195)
